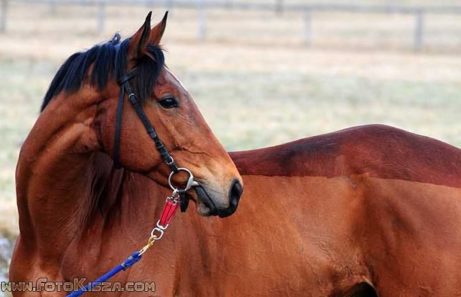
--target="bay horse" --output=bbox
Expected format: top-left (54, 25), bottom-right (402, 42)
top-left (10, 12), bottom-right (461, 297)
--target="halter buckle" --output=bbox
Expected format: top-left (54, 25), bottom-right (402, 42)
top-left (165, 156), bottom-right (175, 166)
top-left (128, 93), bottom-right (137, 103)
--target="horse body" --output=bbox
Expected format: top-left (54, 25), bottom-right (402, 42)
top-left (14, 119), bottom-right (461, 296)
top-left (171, 124), bottom-right (461, 297)
top-left (228, 124), bottom-right (461, 296)
top-left (10, 13), bottom-right (461, 297)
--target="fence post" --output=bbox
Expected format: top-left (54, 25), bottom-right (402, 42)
top-left (97, 1), bottom-right (106, 34)
top-left (275, 0), bottom-right (284, 15)
top-left (165, 0), bottom-right (173, 11)
top-left (0, 0), bottom-right (7, 33)
top-left (414, 9), bottom-right (425, 51)
top-left (145, 0), bottom-right (155, 8)
top-left (48, 0), bottom-right (57, 15)
top-left (303, 9), bottom-right (312, 46)
top-left (197, 0), bottom-right (206, 41)
top-left (225, 0), bottom-right (233, 9)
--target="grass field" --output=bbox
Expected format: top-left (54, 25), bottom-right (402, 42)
top-left (0, 2), bottom-right (461, 291)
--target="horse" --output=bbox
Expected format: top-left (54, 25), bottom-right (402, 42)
top-left (10, 12), bottom-right (461, 297)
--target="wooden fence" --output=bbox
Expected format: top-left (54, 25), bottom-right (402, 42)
top-left (1, 0), bottom-right (461, 51)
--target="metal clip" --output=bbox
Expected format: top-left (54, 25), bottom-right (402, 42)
top-left (150, 227), bottom-right (165, 240)
top-left (168, 167), bottom-right (198, 193)
top-left (166, 189), bottom-right (180, 204)
top-left (138, 187), bottom-right (184, 256)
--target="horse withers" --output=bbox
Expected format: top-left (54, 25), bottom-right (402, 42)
top-left (11, 12), bottom-right (461, 297)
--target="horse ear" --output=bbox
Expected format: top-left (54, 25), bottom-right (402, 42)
top-left (149, 11), bottom-right (168, 45)
top-left (128, 11), bottom-right (152, 60)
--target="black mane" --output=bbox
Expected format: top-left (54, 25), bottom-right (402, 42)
top-left (41, 33), bottom-right (165, 111)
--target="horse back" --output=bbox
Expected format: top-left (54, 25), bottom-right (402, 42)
top-left (230, 124), bottom-right (461, 188)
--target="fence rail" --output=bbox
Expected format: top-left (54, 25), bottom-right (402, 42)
top-left (1, 0), bottom-right (461, 51)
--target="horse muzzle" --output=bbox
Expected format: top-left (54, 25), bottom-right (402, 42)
top-left (189, 179), bottom-right (243, 218)
top-left (168, 167), bottom-right (243, 217)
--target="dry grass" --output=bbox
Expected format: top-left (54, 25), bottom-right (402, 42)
top-left (0, 4), bottom-right (460, 288)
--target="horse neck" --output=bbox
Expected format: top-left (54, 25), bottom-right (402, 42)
top-left (17, 89), bottom-right (170, 253)
top-left (16, 89), bottom-right (106, 242)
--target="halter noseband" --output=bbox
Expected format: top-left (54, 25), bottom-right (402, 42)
top-left (113, 69), bottom-right (192, 211)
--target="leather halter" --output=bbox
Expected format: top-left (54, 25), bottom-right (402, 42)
top-left (113, 70), bottom-right (190, 211)
top-left (113, 70), bottom-right (178, 172)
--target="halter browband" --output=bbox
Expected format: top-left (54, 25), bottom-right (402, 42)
top-left (113, 70), bottom-right (178, 173)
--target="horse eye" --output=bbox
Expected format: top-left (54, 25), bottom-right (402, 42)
top-left (158, 96), bottom-right (179, 109)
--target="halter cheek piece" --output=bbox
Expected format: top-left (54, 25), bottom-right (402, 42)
top-left (67, 70), bottom-right (201, 297)
top-left (113, 70), bottom-right (191, 211)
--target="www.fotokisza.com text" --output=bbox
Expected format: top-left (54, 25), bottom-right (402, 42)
top-left (1, 278), bottom-right (156, 293)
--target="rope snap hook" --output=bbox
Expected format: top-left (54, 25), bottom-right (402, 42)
top-left (168, 167), bottom-right (199, 193)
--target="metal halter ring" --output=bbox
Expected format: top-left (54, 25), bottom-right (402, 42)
top-left (168, 168), bottom-right (198, 193)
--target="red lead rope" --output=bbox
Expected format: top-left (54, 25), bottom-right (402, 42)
top-left (159, 199), bottom-right (179, 227)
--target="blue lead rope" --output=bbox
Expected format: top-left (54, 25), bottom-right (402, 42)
top-left (66, 251), bottom-right (143, 297)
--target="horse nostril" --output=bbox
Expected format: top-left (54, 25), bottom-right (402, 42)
top-left (218, 180), bottom-right (243, 218)
top-left (229, 179), bottom-right (243, 207)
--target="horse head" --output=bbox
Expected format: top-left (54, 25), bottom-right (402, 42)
top-left (41, 12), bottom-right (243, 217)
